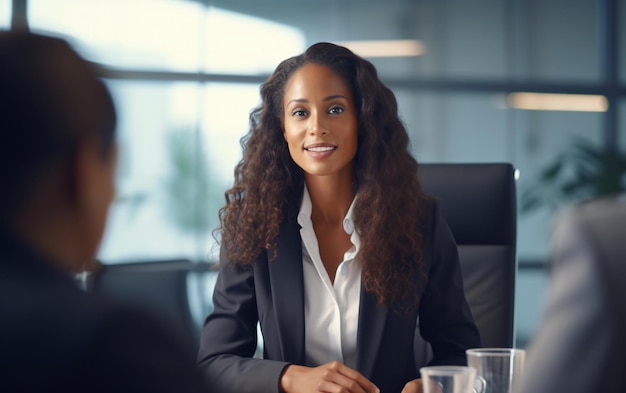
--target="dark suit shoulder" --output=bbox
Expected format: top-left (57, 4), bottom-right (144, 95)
top-left (416, 193), bottom-right (439, 231)
top-left (0, 263), bottom-right (208, 393)
top-left (416, 195), bottom-right (449, 257)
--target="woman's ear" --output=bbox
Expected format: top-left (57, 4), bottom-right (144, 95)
top-left (281, 121), bottom-right (287, 141)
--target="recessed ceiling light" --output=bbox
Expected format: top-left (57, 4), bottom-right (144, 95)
top-left (334, 39), bottom-right (425, 58)
top-left (506, 92), bottom-right (608, 112)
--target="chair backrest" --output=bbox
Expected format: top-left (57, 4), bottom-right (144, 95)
top-left (418, 163), bottom-right (517, 348)
top-left (91, 259), bottom-right (207, 347)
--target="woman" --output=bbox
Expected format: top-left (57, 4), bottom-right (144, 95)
top-left (198, 42), bottom-right (481, 393)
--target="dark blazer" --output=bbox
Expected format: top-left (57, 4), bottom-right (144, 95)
top-left (0, 233), bottom-right (209, 393)
top-left (198, 197), bottom-right (481, 393)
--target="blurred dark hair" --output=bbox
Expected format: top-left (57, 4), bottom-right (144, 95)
top-left (219, 42), bottom-right (426, 311)
top-left (0, 31), bottom-right (116, 224)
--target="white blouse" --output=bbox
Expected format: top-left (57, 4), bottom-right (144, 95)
top-left (298, 186), bottom-right (362, 369)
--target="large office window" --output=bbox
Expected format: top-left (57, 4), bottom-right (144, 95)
top-left (0, 0), bottom-right (11, 28)
top-left (29, 0), bottom-right (304, 73)
top-left (100, 81), bottom-right (261, 262)
top-left (21, 0), bottom-right (625, 347)
top-left (28, 0), bottom-right (305, 262)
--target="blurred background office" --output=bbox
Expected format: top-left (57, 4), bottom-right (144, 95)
top-left (3, 0), bottom-right (624, 348)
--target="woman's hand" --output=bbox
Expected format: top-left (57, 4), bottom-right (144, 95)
top-left (401, 378), bottom-right (424, 393)
top-left (279, 361), bottom-right (380, 393)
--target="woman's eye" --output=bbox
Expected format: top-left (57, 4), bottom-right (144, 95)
top-left (328, 106), bottom-right (344, 114)
top-left (292, 109), bottom-right (307, 117)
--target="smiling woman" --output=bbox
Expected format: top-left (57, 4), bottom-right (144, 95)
top-left (282, 63), bottom-right (358, 181)
top-left (197, 42), bottom-right (481, 393)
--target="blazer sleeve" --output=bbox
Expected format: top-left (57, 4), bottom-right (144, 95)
top-left (197, 251), bottom-right (290, 393)
top-left (418, 198), bottom-right (482, 366)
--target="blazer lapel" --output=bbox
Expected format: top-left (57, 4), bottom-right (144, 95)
top-left (356, 285), bottom-right (387, 378)
top-left (268, 213), bottom-right (306, 364)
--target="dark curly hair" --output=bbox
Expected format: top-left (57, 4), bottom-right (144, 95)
top-left (218, 42), bottom-right (427, 311)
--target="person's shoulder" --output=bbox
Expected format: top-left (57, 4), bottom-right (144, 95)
top-left (552, 195), bottom-right (626, 300)
top-left (554, 194), bottom-right (626, 247)
top-left (0, 266), bottom-right (192, 354)
top-left (564, 194), bottom-right (626, 226)
top-left (71, 296), bottom-right (207, 393)
top-left (0, 271), bottom-right (205, 392)
top-left (0, 261), bottom-right (94, 335)
top-left (92, 298), bottom-right (190, 344)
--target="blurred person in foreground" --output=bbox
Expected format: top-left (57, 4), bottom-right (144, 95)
top-left (0, 31), bottom-right (208, 393)
top-left (519, 195), bottom-right (626, 393)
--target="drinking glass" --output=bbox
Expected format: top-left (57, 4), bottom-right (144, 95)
top-left (466, 348), bottom-right (525, 393)
top-left (420, 366), bottom-right (477, 393)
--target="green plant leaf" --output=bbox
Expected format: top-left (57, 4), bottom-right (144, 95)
top-left (520, 137), bottom-right (626, 214)
top-left (540, 159), bottom-right (564, 181)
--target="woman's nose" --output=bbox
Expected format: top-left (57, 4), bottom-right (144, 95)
top-left (309, 113), bottom-right (328, 135)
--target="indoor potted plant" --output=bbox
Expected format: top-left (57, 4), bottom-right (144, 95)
top-left (521, 138), bottom-right (626, 213)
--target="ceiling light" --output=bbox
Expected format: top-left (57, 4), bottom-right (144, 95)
top-left (334, 39), bottom-right (425, 58)
top-left (506, 92), bottom-right (608, 112)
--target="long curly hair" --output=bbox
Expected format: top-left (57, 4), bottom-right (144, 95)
top-left (218, 42), bottom-right (427, 311)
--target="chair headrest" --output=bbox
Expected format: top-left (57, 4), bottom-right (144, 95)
top-left (418, 163), bottom-right (516, 245)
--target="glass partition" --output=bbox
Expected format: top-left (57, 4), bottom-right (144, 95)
top-left (28, 0), bottom-right (304, 73)
top-left (0, 0), bottom-right (11, 29)
top-left (99, 80), bottom-right (260, 263)
top-left (29, 0), bottom-right (204, 70)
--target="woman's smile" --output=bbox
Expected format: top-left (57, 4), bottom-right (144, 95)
top-left (304, 143), bottom-right (338, 158)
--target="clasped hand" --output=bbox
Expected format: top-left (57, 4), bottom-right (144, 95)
top-left (279, 361), bottom-right (423, 393)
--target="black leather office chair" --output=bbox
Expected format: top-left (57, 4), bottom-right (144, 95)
top-left (92, 259), bottom-right (213, 347)
top-left (418, 163), bottom-right (517, 352)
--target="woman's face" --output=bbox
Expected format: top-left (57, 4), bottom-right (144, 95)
top-left (282, 63), bottom-right (358, 181)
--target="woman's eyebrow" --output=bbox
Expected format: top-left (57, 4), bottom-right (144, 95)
top-left (324, 94), bottom-right (347, 101)
top-left (286, 98), bottom-right (307, 106)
